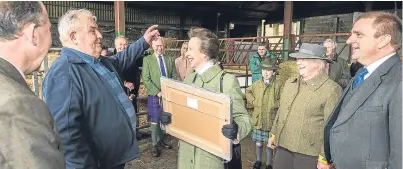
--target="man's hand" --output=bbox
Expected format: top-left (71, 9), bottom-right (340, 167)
top-left (124, 82), bottom-right (135, 91)
top-left (160, 111), bottom-right (172, 125)
top-left (317, 161), bottom-right (333, 169)
top-left (129, 94), bottom-right (135, 101)
top-left (268, 137), bottom-right (277, 149)
top-left (221, 122), bottom-right (238, 140)
top-left (157, 92), bottom-right (162, 97)
top-left (143, 25), bottom-right (160, 45)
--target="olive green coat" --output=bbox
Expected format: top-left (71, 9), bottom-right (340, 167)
top-left (271, 73), bottom-right (342, 158)
top-left (328, 55), bottom-right (351, 89)
top-left (142, 54), bottom-right (177, 95)
top-left (245, 78), bottom-right (280, 131)
top-left (178, 64), bottom-right (252, 169)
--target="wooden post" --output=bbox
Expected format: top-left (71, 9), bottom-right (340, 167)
top-left (114, 1), bottom-right (125, 37)
top-left (282, 1), bottom-right (293, 61)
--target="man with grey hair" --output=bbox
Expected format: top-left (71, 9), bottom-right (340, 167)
top-left (42, 9), bottom-right (159, 169)
top-left (115, 35), bottom-right (128, 52)
top-left (115, 35), bottom-right (142, 140)
top-left (0, 1), bottom-right (65, 169)
top-left (142, 36), bottom-right (176, 157)
top-left (323, 38), bottom-right (351, 88)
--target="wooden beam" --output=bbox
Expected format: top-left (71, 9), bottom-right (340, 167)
top-left (114, 1), bottom-right (125, 36)
top-left (283, 1), bottom-right (293, 61)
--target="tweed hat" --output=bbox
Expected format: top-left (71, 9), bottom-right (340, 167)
top-left (290, 43), bottom-right (332, 63)
top-left (258, 58), bottom-right (279, 70)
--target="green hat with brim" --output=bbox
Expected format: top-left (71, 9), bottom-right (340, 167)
top-left (258, 58), bottom-right (279, 70)
top-left (290, 43), bottom-right (333, 63)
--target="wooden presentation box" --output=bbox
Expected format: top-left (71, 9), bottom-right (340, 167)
top-left (160, 77), bottom-right (233, 161)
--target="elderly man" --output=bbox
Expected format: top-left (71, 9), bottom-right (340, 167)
top-left (0, 2), bottom-right (65, 169)
top-left (115, 36), bottom-right (142, 139)
top-left (114, 36), bottom-right (137, 99)
top-left (42, 9), bottom-right (159, 169)
top-left (268, 43), bottom-right (342, 169)
top-left (323, 39), bottom-right (351, 88)
top-left (324, 12), bottom-right (402, 169)
top-left (142, 36), bottom-right (176, 157)
top-left (161, 27), bottom-right (252, 169)
top-left (115, 35), bottom-right (128, 52)
top-left (249, 42), bottom-right (276, 83)
top-left (175, 42), bottom-right (193, 81)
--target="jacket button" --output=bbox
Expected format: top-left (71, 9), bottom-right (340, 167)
top-left (190, 159), bottom-right (193, 164)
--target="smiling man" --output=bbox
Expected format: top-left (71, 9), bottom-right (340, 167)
top-left (268, 43), bottom-right (341, 169)
top-left (142, 36), bottom-right (176, 157)
top-left (42, 9), bottom-right (160, 169)
top-left (324, 12), bottom-right (402, 169)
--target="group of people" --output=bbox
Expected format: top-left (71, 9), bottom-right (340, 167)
top-left (244, 11), bottom-right (402, 169)
top-left (0, 1), bottom-right (401, 169)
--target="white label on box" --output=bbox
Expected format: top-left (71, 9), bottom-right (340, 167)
top-left (187, 97), bottom-right (198, 110)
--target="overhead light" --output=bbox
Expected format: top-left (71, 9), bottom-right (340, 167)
top-left (230, 23), bottom-right (235, 30)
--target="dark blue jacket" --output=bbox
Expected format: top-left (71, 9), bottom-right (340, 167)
top-left (43, 37), bottom-right (148, 169)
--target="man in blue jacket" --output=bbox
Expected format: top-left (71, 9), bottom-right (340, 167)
top-left (42, 9), bottom-right (159, 169)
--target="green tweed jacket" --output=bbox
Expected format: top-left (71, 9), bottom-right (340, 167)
top-left (271, 73), bottom-right (342, 158)
top-left (245, 78), bottom-right (280, 131)
top-left (142, 54), bottom-right (177, 96)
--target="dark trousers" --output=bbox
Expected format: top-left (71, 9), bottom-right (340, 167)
top-left (224, 144), bottom-right (242, 169)
top-left (273, 146), bottom-right (316, 169)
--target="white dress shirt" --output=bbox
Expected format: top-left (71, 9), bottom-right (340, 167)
top-left (364, 52), bottom-right (396, 80)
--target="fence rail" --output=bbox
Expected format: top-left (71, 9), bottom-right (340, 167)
top-left (164, 33), bottom-right (352, 65)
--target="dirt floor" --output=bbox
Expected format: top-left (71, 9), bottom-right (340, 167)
top-left (125, 129), bottom-right (264, 169)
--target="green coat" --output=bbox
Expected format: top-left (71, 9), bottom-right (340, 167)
top-left (271, 73), bottom-right (341, 158)
top-left (248, 51), bottom-right (276, 83)
top-left (142, 54), bottom-right (177, 95)
top-left (178, 64), bottom-right (252, 169)
top-left (328, 55), bottom-right (351, 89)
top-left (245, 78), bottom-right (280, 131)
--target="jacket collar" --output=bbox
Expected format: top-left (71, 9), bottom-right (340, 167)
top-left (0, 57), bottom-right (29, 87)
top-left (291, 72), bottom-right (329, 91)
top-left (198, 64), bottom-right (223, 83)
top-left (61, 47), bottom-right (101, 64)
